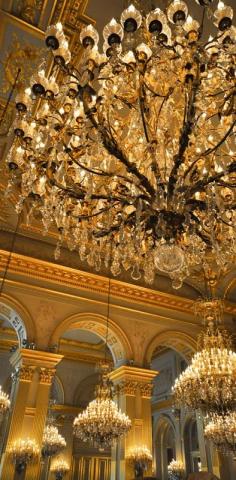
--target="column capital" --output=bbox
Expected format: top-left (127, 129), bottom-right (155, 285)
top-left (10, 348), bottom-right (63, 370)
top-left (110, 366), bottom-right (157, 398)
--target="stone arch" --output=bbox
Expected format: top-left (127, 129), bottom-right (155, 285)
top-left (50, 312), bottom-right (133, 367)
top-left (0, 293), bottom-right (36, 345)
top-left (144, 330), bottom-right (197, 366)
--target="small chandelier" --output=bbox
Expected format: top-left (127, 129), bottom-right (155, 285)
top-left (168, 459), bottom-right (185, 480)
top-left (204, 412), bottom-right (236, 459)
top-left (42, 424), bottom-right (66, 458)
top-left (51, 459), bottom-right (70, 480)
top-left (0, 386), bottom-right (10, 416)
top-left (126, 445), bottom-right (152, 478)
top-left (73, 363), bottom-right (131, 449)
top-left (172, 299), bottom-right (236, 415)
top-left (9, 438), bottom-right (39, 473)
top-left (7, 0), bottom-right (236, 288)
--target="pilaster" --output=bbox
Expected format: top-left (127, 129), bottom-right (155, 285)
top-left (0, 349), bottom-right (63, 480)
top-left (109, 366), bottom-right (157, 480)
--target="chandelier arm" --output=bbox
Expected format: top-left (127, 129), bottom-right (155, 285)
top-left (49, 179), bottom-right (131, 204)
top-left (184, 119), bottom-right (236, 178)
top-left (64, 146), bottom-right (115, 178)
top-left (168, 64), bottom-right (201, 199)
top-left (139, 82), bottom-right (151, 144)
top-left (72, 203), bottom-right (121, 220)
top-left (201, 119), bottom-right (236, 157)
top-left (83, 95), bottom-right (156, 198)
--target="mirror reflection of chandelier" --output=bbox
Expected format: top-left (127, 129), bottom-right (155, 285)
top-left (73, 363), bottom-right (131, 449)
top-left (7, 0), bottom-right (236, 287)
top-left (172, 298), bottom-right (236, 415)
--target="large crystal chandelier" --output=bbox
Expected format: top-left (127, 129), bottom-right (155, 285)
top-left (204, 411), bottom-right (236, 459)
top-left (7, 0), bottom-right (236, 286)
top-left (41, 424), bottom-right (66, 458)
top-left (9, 438), bottom-right (39, 473)
top-left (73, 363), bottom-right (131, 449)
top-left (172, 299), bottom-right (236, 415)
top-left (0, 386), bottom-right (10, 416)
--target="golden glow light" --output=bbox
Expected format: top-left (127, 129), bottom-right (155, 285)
top-left (0, 386), bottom-right (10, 415)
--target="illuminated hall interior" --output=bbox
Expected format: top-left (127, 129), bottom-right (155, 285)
top-left (0, 0), bottom-right (235, 479)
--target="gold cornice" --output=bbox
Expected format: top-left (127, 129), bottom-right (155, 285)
top-left (0, 250), bottom-right (198, 315)
top-left (0, 250), bottom-right (235, 316)
top-left (152, 398), bottom-right (173, 412)
top-left (10, 348), bottom-right (63, 369)
top-left (110, 366), bottom-right (158, 384)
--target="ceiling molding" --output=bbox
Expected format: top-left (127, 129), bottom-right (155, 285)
top-left (0, 250), bottom-right (235, 317)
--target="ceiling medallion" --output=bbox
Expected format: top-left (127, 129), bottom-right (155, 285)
top-left (173, 298), bottom-right (236, 415)
top-left (73, 362), bottom-right (131, 449)
top-left (7, 0), bottom-right (236, 287)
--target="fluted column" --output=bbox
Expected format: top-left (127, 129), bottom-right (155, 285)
top-left (0, 349), bottom-right (63, 480)
top-left (109, 366), bottom-right (157, 480)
